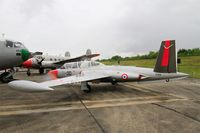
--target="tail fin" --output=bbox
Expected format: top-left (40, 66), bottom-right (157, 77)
top-left (86, 49), bottom-right (92, 56)
top-left (154, 40), bottom-right (177, 73)
top-left (65, 51), bottom-right (71, 58)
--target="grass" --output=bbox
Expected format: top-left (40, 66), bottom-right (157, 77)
top-left (101, 56), bottom-right (200, 79)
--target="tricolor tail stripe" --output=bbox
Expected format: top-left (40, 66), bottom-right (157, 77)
top-left (161, 40), bottom-right (170, 67)
top-left (154, 40), bottom-right (176, 73)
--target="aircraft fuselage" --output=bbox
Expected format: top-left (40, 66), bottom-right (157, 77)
top-left (51, 64), bottom-right (187, 83)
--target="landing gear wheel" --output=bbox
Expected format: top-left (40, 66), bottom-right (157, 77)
top-left (39, 68), bottom-right (44, 74)
top-left (27, 69), bottom-right (31, 76)
top-left (83, 84), bottom-right (91, 93)
top-left (0, 72), bottom-right (13, 83)
top-left (111, 81), bottom-right (117, 85)
top-left (166, 79), bottom-right (170, 82)
top-left (27, 71), bottom-right (31, 76)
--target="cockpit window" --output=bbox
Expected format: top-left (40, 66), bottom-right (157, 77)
top-left (5, 40), bottom-right (14, 48)
top-left (14, 42), bottom-right (23, 48)
top-left (77, 62), bottom-right (82, 68)
top-left (72, 63), bottom-right (78, 68)
top-left (91, 61), bottom-right (100, 66)
top-left (65, 64), bottom-right (72, 69)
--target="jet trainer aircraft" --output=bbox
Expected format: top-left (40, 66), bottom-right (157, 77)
top-left (0, 39), bottom-right (30, 83)
top-left (22, 49), bottom-right (99, 75)
top-left (8, 40), bottom-right (188, 92)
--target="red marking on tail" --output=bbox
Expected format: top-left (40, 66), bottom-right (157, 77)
top-left (161, 40), bottom-right (171, 67)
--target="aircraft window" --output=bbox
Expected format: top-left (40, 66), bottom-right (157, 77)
top-left (5, 40), bottom-right (13, 48)
top-left (50, 58), bottom-right (52, 61)
top-left (36, 56), bottom-right (43, 60)
top-left (54, 59), bottom-right (57, 61)
top-left (72, 63), bottom-right (77, 68)
top-left (14, 42), bottom-right (23, 48)
top-left (77, 62), bottom-right (81, 68)
top-left (88, 62), bottom-right (91, 67)
top-left (90, 61), bottom-right (98, 66)
top-left (65, 64), bottom-right (72, 69)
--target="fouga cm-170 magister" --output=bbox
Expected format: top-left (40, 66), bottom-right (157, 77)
top-left (8, 40), bottom-right (188, 93)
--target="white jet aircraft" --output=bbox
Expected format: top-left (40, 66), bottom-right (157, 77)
top-left (8, 40), bottom-right (188, 93)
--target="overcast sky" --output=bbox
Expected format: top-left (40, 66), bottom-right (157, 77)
top-left (0, 0), bottom-right (199, 59)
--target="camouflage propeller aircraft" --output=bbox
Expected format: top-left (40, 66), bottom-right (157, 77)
top-left (0, 39), bottom-right (30, 83)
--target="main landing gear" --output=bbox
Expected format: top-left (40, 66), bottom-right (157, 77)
top-left (111, 81), bottom-right (117, 85)
top-left (81, 82), bottom-right (91, 93)
top-left (27, 69), bottom-right (31, 76)
top-left (39, 68), bottom-right (44, 74)
top-left (0, 69), bottom-right (15, 83)
top-left (26, 68), bottom-right (45, 76)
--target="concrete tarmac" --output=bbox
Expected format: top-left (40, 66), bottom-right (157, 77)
top-left (0, 72), bottom-right (200, 133)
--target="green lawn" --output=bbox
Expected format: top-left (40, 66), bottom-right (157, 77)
top-left (101, 56), bottom-right (200, 79)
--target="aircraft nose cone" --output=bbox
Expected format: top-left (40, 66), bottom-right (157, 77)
top-left (23, 59), bottom-right (32, 68)
top-left (48, 70), bottom-right (58, 80)
top-left (20, 49), bottom-right (30, 61)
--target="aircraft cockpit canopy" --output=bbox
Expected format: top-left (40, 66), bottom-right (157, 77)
top-left (4, 40), bottom-right (26, 48)
top-left (63, 61), bottom-right (104, 69)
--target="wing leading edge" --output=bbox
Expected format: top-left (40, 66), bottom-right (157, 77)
top-left (53, 54), bottom-right (100, 65)
top-left (8, 71), bottom-right (110, 92)
top-left (40, 70), bottom-right (110, 87)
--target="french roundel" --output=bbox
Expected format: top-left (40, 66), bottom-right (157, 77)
top-left (121, 73), bottom-right (128, 80)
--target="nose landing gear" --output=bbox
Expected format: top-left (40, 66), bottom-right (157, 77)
top-left (81, 82), bottom-right (91, 93)
top-left (27, 69), bottom-right (31, 76)
top-left (0, 69), bottom-right (15, 83)
top-left (39, 68), bottom-right (44, 74)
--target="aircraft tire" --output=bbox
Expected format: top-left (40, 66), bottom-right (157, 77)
top-left (27, 72), bottom-right (31, 76)
top-left (27, 69), bottom-right (31, 76)
top-left (166, 79), bottom-right (170, 82)
top-left (39, 68), bottom-right (44, 74)
top-left (83, 84), bottom-right (91, 93)
top-left (0, 72), bottom-right (13, 83)
top-left (111, 81), bottom-right (117, 85)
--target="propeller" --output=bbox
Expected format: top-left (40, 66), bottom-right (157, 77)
top-left (36, 57), bottom-right (45, 67)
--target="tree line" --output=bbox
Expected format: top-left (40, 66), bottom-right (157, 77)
top-left (101, 48), bottom-right (200, 61)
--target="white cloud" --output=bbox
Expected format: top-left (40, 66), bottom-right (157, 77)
top-left (0, 0), bottom-right (199, 58)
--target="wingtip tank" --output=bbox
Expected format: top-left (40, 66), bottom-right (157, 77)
top-left (8, 80), bottom-right (54, 92)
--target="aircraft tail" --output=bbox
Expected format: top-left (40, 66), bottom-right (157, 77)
top-left (86, 49), bottom-right (92, 56)
top-left (84, 49), bottom-right (100, 61)
top-left (65, 51), bottom-right (71, 58)
top-left (154, 40), bottom-right (177, 73)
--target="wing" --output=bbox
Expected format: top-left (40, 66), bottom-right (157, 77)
top-left (8, 70), bottom-right (110, 92)
top-left (53, 54), bottom-right (100, 65)
top-left (40, 70), bottom-right (110, 87)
